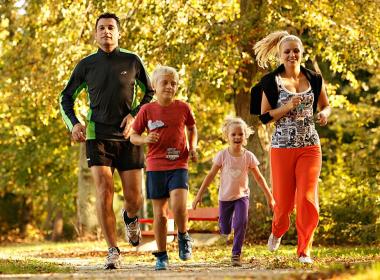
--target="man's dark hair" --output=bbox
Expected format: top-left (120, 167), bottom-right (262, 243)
top-left (95, 13), bottom-right (121, 30)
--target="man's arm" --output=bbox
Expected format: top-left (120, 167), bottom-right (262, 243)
top-left (130, 56), bottom-right (154, 117)
top-left (59, 62), bottom-right (86, 132)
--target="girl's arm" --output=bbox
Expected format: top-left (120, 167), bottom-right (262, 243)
top-left (261, 91), bottom-right (303, 123)
top-left (250, 165), bottom-right (275, 210)
top-left (129, 128), bottom-right (160, 146)
top-left (316, 80), bottom-right (331, 126)
top-left (192, 163), bottom-right (221, 209)
top-left (186, 124), bottom-right (198, 162)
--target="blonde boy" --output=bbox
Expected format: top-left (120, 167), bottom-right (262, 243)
top-left (130, 66), bottom-right (197, 270)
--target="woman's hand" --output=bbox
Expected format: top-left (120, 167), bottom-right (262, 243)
top-left (316, 111), bottom-right (329, 126)
top-left (286, 96), bottom-right (303, 110)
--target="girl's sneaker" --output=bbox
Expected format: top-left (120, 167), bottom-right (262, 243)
top-left (153, 252), bottom-right (169, 270)
top-left (231, 255), bottom-right (242, 266)
top-left (267, 233), bottom-right (282, 252)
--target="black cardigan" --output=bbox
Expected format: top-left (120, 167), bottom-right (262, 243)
top-left (250, 65), bottom-right (323, 124)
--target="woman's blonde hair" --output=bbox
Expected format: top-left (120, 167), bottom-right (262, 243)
top-left (222, 116), bottom-right (254, 146)
top-left (253, 31), bottom-right (304, 69)
top-left (151, 65), bottom-right (179, 86)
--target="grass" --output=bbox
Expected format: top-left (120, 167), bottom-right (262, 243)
top-left (0, 258), bottom-right (74, 274)
top-left (0, 239), bottom-right (378, 278)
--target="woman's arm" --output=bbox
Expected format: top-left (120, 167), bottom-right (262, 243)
top-left (316, 81), bottom-right (331, 126)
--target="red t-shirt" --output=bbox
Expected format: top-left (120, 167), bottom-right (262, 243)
top-left (132, 100), bottom-right (196, 171)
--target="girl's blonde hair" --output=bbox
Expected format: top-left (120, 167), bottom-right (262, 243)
top-left (253, 31), bottom-right (304, 69)
top-left (151, 65), bottom-right (179, 87)
top-left (222, 117), bottom-right (254, 146)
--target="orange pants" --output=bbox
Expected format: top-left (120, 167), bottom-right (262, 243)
top-left (270, 145), bottom-right (321, 257)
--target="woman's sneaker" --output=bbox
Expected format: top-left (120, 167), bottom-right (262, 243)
top-left (178, 232), bottom-right (192, 260)
top-left (231, 255), bottom-right (242, 267)
top-left (299, 255), bottom-right (313, 264)
top-left (153, 252), bottom-right (169, 270)
top-left (104, 247), bottom-right (121, 269)
top-left (267, 233), bottom-right (282, 252)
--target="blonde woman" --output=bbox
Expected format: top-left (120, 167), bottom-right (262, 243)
top-left (253, 31), bottom-right (331, 264)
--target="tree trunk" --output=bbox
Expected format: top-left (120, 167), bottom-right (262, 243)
top-left (51, 210), bottom-right (63, 241)
top-left (237, 0), bottom-right (273, 241)
top-left (77, 142), bottom-right (98, 237)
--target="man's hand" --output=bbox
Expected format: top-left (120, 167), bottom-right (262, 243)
top-left (72, 123), bottom-right (86, 142)
top-left (120, 114), bottom-right (135, 139)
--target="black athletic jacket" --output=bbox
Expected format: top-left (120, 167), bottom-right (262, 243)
top-left (250, 65), bottom-right (322, 124)
top-left (59, 47), bottom-right (154, 140)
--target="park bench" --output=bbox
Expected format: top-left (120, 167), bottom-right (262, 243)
top-left (140, 207), bottom-right (219, 236)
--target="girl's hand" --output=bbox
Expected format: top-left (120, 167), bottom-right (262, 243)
top-left (316, 111), bottom-right (328, 126)
top-left (144, 132), bottom-right (160, 143)
top-left (268, 197), bottom-right (276, 211)
top-left (192, 195), bottom-right (202, 209)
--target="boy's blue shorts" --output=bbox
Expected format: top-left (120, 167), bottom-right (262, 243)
top-left (146, 169), bottom-right (189, 199)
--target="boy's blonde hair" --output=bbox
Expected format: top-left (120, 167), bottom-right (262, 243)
top-left (222, 117), bottom-right (254, 146)
top-left (151, 65), bottom-right (179, 87)
top-left (253, 31), bottom-right (304, 69)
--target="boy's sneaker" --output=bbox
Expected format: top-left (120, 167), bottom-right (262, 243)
top-left (104, 247), bottom-right (121, 269)
top-left (153, 252), bottom-right (169, 270)
top-left (178, 232), bottom-right (192, 261)
top-left (299, 255), bottom-right (313, 264)
top-left (267, 233), bottom-right (282, 252)
top-left (231, 255), bottom-right (242, 267)
top-left (122, 209), bottom-right (141, 246)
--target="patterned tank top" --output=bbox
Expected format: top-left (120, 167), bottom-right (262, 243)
top-left (271, 75), bottom-right (320, 148)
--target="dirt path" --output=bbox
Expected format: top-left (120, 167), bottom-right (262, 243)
top-left (2, 235), bottom-right (373, 279)
top-left (0, 261), bottom-right (313, 280)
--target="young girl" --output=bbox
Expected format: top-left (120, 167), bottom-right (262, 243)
top-left (192, 117), bottom-right (275, 266)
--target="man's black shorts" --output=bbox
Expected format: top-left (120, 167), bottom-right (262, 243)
top-left (86, 139), bottom-right (144, 171)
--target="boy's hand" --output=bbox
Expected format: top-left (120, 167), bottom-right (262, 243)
top-left (192, 195), bottom-right (202, 209)
top-left (144, 132), bottom-right (160, 143)
top-left (189, 149), bottom-right (198, 162)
